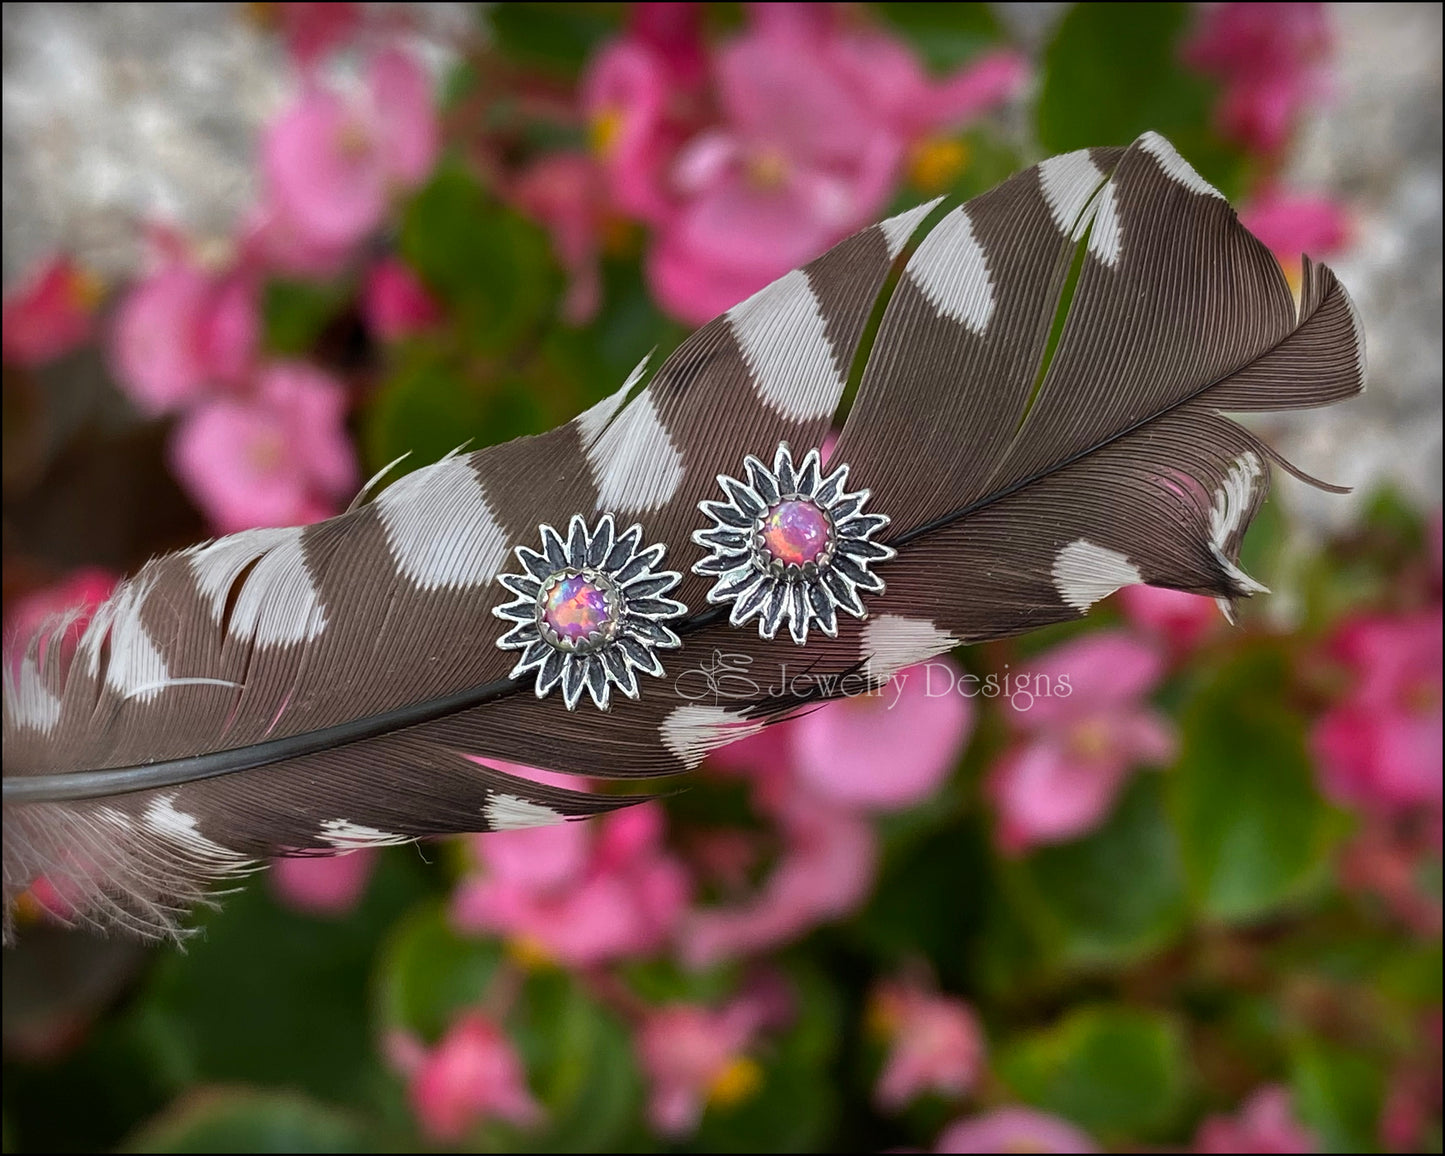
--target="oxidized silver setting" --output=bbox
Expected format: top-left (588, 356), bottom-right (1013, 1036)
top-left (693, 443), bottom-right (895, 644)
top-left (494, 514), bottom-right (686, 710)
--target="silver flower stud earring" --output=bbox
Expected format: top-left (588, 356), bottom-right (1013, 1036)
top-left (494, 514), bottom-right (686, 710)
top-left (693, 443), bottom-right (895, 644)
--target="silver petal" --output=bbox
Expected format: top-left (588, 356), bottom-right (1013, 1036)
top-left (587, 514), bottom-right (615, 566)
top-left (838, 537), bottom-right (895, 563)
top-left (616, 543), bottom-right (666, 583)
top-left (693, 550), bottom-right (750, 576)
top-left (622, 574), bottom-right (679, 599)
top-left (498, 620), bottom-right (541, 648)
top-left (517, 545), bottom-right (554, 580)
top-left (773, 445), bottom-right (797, 495)
top-left (618, 635), bottom-right (664, 677)
top-left (561, 655), bottom-right (587, 710)
top-left (814, 464), bottom-right (850, 504)
top-left (700, 499), bottom-right (752, 528)
top-left (744, 456), bottom-right (780, 505)
top-left (695, 525), bottom-right (750, 551)
top-left (497, 572), bottom-right (542, 599)
top-left (566, 515), bottom-right (590, 566)
top-left (808, 583), bottom-right (839, 636)
top-left (786, 583), bottom-right (810, 645)
top-left (795, 448), bottom-right (821, 496)
top-left (536, 648), bottom-right (566, 695)
top-left (757, 583), bottom-right (789, 639)
top-left (728, 577), bottom-right (771, 624)
top-left (600, 646), bottom-right (639, 699)
top-left (540, 524), bottom-right (569, 568)
top-left (822, 568), bottom-right (866, 617)
top-left (494, 599), bottom-right (536, 623)
top-left (720, 474), bottom-right (766, 517)
top-left (834, 553), bottom-right (885, 593)
top-left (836, 512), bottom-right (890, 539)
top-left (606, 523), bottom-right (644, 571)
top-left (584, 657), bottom-right (610, 709)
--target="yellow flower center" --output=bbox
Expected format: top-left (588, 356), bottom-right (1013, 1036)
top-left (590, 109), bottom-right (623, 155)
top-left (506, 934), bottom-right (556, 970)
top-left (909, 136), bottom-right (970, 194)
top-left (708, 1056), bottom-right (763, 1109)
top-left (745, 149), bottom-right (789, 190)
top-left (1069, 718), bottom-right (1111, 761)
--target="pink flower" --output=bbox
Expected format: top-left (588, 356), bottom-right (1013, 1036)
top-left (643, 11), bottom-right (1024, 323)
top-left (1195, 1085), bottom-right (1318, 1153)
top-left (4, 566), bottom-right (118, 658)
top-left (270, 850), bottom-right (376, 916)
top-left (1337, 817), bottom-right (1441, 937)
top-left (936, 1107), bottom-right (1099, 1153)
top-left (637, 998), bottom-right (767, 1136)
top-left (581, 7), bottom-right (708, 225)
top-left (274, 2), bottom-right (362, 71)
top-left (870, 980), bottom-right (985, 1110)
top-left (110, 255), bottom-right (258, 415)
top-left (169, 361), bottom-right (357, 533)
top-left (1311, 610), bottom-right (1443, 817)
top-left (1183, 3), bottom-right (1332, 156)
top-left (387, 1012), bottom-right (542, 1142)
top-left (262, 48), bottom-right (438, 257)
top-left (986, 633), bottom-right (1175, 853)
top-left (680, 770), bottom-right (877, 967)
top-left (1240, 189), bottom-right (1352, 287)
top-left (791, 660), bottom-right (973, 810)
top-left (511, 154), bottom-right (607, 325)
top-left (450, 803), bottom-right (689, 966)
top-left (362, 258), bottom-right (442, 340)
top-left (1117, 584), bottom-right (1223, 653)
top-left (2, 256), bottom-right (100, 366)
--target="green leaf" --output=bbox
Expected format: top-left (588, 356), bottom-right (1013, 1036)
top-left (1008, 774), bottom-right (1189, 966)
top-left (871, 3), bottom-right (1005, 72)
top-left (1036, 2), bottom-right (1247, 200)
top-left (1290, 1038), bottom-right (1385, 1154)
top-left (997, 1006), bottom-right (1187, 1139)
top-left (134, 851), bottom-right (428, 1109)
top-left (1170, 647), bottom-right (1340, 922)
top-left (121, 1088), bottom-right (370, 1154)
top-left (374, 901), bottom-right (504, 1042)
top-left (487, 3), bottom-right (625, 77)
top-left (399, 161), bottom-right (555, 354)
top-left (262, 279), bottom-right (353, 357)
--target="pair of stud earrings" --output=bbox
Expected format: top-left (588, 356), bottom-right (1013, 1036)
top-left (494, 443), bottom-right (895, 710)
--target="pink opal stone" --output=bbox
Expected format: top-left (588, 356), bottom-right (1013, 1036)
top-left (761, 500), bottom-right (829, 565)
top-left (542, 574), bottom-right (612, 643)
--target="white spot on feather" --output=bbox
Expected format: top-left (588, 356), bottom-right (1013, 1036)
top-left (863, 615), bottom-right (959, 682)
top-left (1052, 539), bottom-right (1143, 610)
top-left (660, 704), bottom-right (766, 770)
top-left (1208, 452), bottom-right (1270, 594)
top-left (906, 205), bottom-right (995, 334)
top-left (1138, 132), bottom-right (1223, 199)
top-left (728, 268), bottom-right (847, 421)
top-left (576, 353), bottom-right (651, 445)
top-left (1037, 149), bottom-right (1106, 237)
top-left (1087, 182), bottom-right (1122, 267)
top-left (101, 579), bottom-right (170, 702)
top-left (223, 526), bottom-right (328, 646)
top-left (582, 390), bottom-right (685, 514)
top-left (319, 819), bottom-right (411, 849)
top-left (143, 795), bottom-right (247, 869)
top-left (3, 654), bottom-right (60, 732)
top-left (189, 526), bottom-right (326, 646)
top-left (878, 197), bottom-right (944, 258)
top-left (377, 453), bottom-right (510, 590)
top-left (485, 793), bottom-right (565, 830)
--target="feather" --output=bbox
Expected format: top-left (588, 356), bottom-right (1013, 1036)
top-left (2, 133), bottom-right (1365, 940)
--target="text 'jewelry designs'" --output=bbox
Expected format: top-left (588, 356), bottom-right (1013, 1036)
top-left (693, 443), bottom-right (895, 645)
top-left (494, 514), bottom-right (686, 710)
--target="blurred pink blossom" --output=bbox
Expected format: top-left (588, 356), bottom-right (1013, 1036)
top-left (637, 997), bottom-right (766, 1136)
top-left (1380, 1011), bottom-right (1443, 1151)
top-left (1183, 2), bottom-right (1332, 156)
top-left (644, 9), bottom-right (1025, 323)
top-left (1337, 817), bottom-right (1442, 937)
top-left (935, 1106), bottom-right (1099, 1153)
top-left (363, 258), bottom-right (442, 340)
top-left (511, 154), bottom-right (608, 325)
top-left (1241, 188), bottom-right (1352, 289)
top-left (680, 770), bottom-right (877, 967)
top-left (270, 850), bottom-right (376, 916)
top-left (869, 980), bottom-right (985, 1110)
top-left (110, 255), bottom-right (258, 415)
top-left (2, 256), bottom-right (100, 367)
top-left (1117, 584), bottom-right (1223, 653)
top-left (170, 361), bottom-right (357, 533)
top-left (5, 567), bottom-right (118, 668)
top-left (387, 1012), bottom-right (542, 1142)
top-left (581, 6), bottom-right (707, 225)
top-left (274, 2), bottom-right (362, 70)
top-left (1194, 1085), bottom-right (1317, 1153)
top-left (262, 48), bottom-right (438, 257)
top-left (451, 802), bottom-right (689, 966)
top-left (791, 660), bottom-right (973, 810)
top-left (986, 633), bottom-right (1175, 853)
top-left (1311, 609), bottom-right (1443, 817)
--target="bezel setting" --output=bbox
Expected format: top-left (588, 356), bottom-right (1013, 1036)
top-left (494, 514), bottom-right (686, 710)
top-left (693, 443), bottom-right (896, 645)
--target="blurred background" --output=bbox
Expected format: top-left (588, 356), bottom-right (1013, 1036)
top-left (1, 3), bottom-right (1440, 1152)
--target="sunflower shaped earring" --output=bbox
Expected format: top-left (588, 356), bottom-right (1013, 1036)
top-left (692, 443), bottom-right (895, 644)
top-left (494, 514), bottom-right (686, 710)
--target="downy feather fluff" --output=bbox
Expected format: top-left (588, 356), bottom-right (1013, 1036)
top-left (2, 133), bottom-right (1365, 940)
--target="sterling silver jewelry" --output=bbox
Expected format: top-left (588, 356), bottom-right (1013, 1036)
top-left (494, 514), bottom-right (685, 710)
top-left (693, 443), bottom-right (894, 645)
